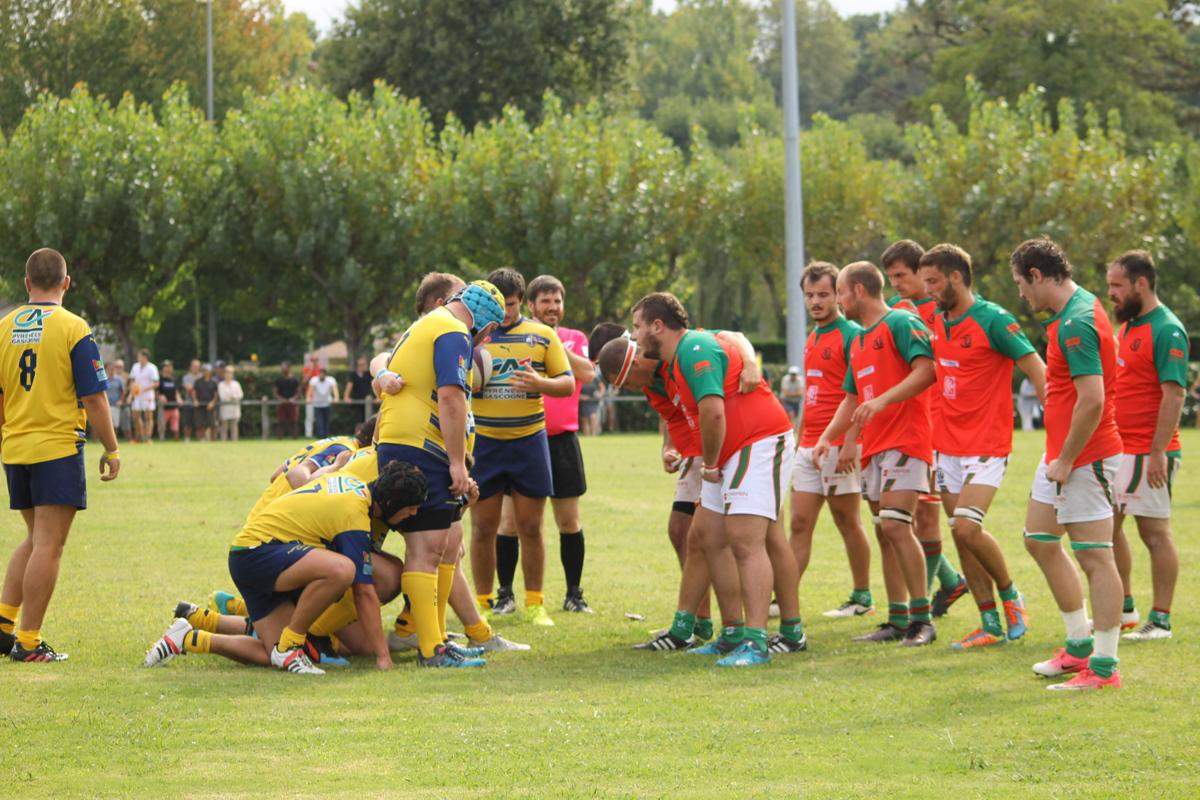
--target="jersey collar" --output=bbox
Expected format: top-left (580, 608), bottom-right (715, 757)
top-left (814, 315), bottom-right (845, 334)
top-left (497, 315), bottom-right (526, 334)
top-left (1128, 304), bottom-right (1164, 327)
top-left (942, 297), bottom-right (979, 328)
top-left (1042, 286), bottom-right (1086, 328)
top-left (25, 300), bottom-right (61, 306)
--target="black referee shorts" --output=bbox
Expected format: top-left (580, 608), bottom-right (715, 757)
top-left (547, 431), bottom-right (586, 499)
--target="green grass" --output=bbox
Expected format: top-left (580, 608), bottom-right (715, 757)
top-left (4, 431), bottom-right (1199, 798)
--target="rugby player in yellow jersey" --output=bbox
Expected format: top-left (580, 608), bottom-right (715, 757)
top-left (374, 279), bottom-right (506, 667)
top-left (0, 249), bottom-right (120, 663)
top-left (469, 268), bottom-right (575, 626)
top-left (144, 460), bottom-right (427, 674)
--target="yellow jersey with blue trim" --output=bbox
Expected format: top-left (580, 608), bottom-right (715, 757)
top-left (245, 436), bottom-right (361, 523)
top-left (473, 316), bottom-right (572, 440)
top-left (232, 471), bottom-right (377, 585)
top-left (377, 306), bottom-right (474, 463)
top-left (0, 302), bottom-right (107, 465)
top-left (342, 445), bottom-right (379, 484)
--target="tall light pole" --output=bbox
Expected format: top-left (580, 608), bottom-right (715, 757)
top-left (205, 0), bottom-right (218, 364)
top-left (781, 0), bottom-right (807, 368)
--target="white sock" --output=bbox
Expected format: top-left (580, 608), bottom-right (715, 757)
top-left (1094, 626), bottom-right (1120, 661)
top-left (1061, 607), bottom-right (1090, 641)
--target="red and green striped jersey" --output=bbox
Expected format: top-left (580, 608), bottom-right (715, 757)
top-left (1042, 287), bottom-right (1123, 467)
top-left (1115, 304), bottom-right (1189, 455)
top-left (801, 316), bottom-right (861, 447)
top-left (931, 298), bottom-right (1035, 457)
top-left (664, 330), bottom-right (791, 465)
top-left (843, 309), bottom-right (934, 465)
top-left (645, 363), bottom-right (700, 457)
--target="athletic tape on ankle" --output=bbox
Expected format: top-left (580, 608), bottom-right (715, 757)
top-left (1023, 530), bottom-right (1063, 542)
top-left (1070, 541), bottom-right (1113, 551)
top-left (952, 505), bottom-right (986, 525)
top-left (879, 507), bottom-right (912, 525)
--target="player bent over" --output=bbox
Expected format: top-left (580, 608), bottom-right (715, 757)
top-left (814, 262), bottom-right (938, 647)
top-left (0, 248), bottom-right (120, 662)
top-left (918, 244), bottom-right (1042, 649)
top-left (1010, 238), bottom-right (1125, 690)
top-left (144, 461), bottom-right (426, 674)
top-left (1106, 251), bottom-right (1187, 641)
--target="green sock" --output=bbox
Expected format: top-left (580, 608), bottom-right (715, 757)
top-left (922, 553), bottom-right (940, 593)
top-left (744, 626), bottom-right (768, 651)
top-left (937, 555), bottom-right (961, 590)
top-left (719, 622), bottom-right (745, 645)
top-left (888, 602), bottom-right (908, 629)
top-left (779, 617), bottom-right (804, 642)
top-left (850, 588), bottom-right (873, 607)
top-left (998, 583), bottom-right (1019, 603)
top-left (1122, 595), bottom-right (1136, 614)
top-left (668, 610), bottom-right (696, 641)
top-left (1148, 608), bottom-right (1171, 629)
top-left (694, 617), bottom-right (714, 641)
top-left (1088, 654), bottom-right (1118, 678)
top-left (1065, 636), bottom-right (1094, 659)
top-left (981, 608), bottom-right (1003, 636)
top-left (909, 597), bottom-right (932, 623)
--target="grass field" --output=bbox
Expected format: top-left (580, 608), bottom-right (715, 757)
top-left (3, 430), bottom-right (1199, 799)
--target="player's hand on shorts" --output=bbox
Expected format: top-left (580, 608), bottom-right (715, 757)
top-left (851, 398), bottom-right (885, 427)
top-left (449, 461), bottom-right (472, 497)
top-left (465, 479), bottom-right (480, 507)
top-left (812, 440), bottom-right (831, 468)
top-left (509, 364), bottom-right (543, 394)
top-left (1044, 458), bottom-right (1070, 485)
top-left (700, 464), bottom-right (722, 483)
top-left (835, 447), bottom-right (857, 475)
top-left (662, 448), bottom-right (682, 473)
top-left (99, 452), bottom-right (121, 481)
top-left (738, 363), bottom-right (761, 394)
top-left (1146, 449), bottom-right (1169, 489)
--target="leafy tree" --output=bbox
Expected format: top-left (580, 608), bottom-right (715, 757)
top-left (320, 0), bottom-right (632, 130)
top-left (0, 86), bottom-right (221, 361)
top-left (759, 0), bottom-right (858, 122)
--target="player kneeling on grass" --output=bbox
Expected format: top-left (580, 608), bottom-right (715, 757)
top-left (144, 461), bottom-right (426, 674)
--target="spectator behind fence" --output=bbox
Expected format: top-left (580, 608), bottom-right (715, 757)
top-left (579, 372), bottom-right (602, 436)
top-left (301, 353), bottom-right (322, 437)
top-left (307, 366), bottom-right (338, 438)
top-left (193, 363), bottom-right (218, 441)
top-left (344, 356), bottom-right (373, 404)
top-left (181, 359), bottom-right (201, 441)
top-left (157, 360), bottom-right (180, 441)
top-left (275, 361), bottom-right (301, 438)
top-left (217, 365), bottom-right (244, 441)
top-left (780, 365), bottom-right (804, 422)
top-left (105, 358), bottom-right (130, 440)
top-left (129, 348), bottom-right (159, 443)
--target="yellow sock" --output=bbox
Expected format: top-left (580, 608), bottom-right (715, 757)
top-left (186, 607), bottom-right (220, 633)
top-left (278, 626), bottom-right (306, 652)
top-left (401, 571), bottom-right (440, 658)
top-left (15, 628), bottom-right (40, 650)
top-left (183, 629), bottom-right (212, 654)
top-left (394, 608), bottom-right (415, 635)
top-left (476, 593), bottom-right (493, 611)
top-left (228, 596), bottom-right (248, 616)
top-left (437, 563), bottom-right (455, 642)
top-left (526, 590), bottom-right (544, 608)
top-left (464, 619), bottom-right (492, 643)
top-left (311, 590), bottom-right (358, 637)
top-left (0, 602), bottom-right (18, 635)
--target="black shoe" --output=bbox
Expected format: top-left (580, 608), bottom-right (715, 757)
top-left (767, 633), bottom-right (808, 653)
top-left (562, 588), bottom-right (594, 614)
top-left (932, 577), bottom-right (969, 618)
top-left (0, 630), bottom-right (13, 656)
top-left (634, 631), bottom-right (691, 651)
top-left (900, 620), bottom-right (937, 647)
top-left (852, 623), bottom-right (906, 643)
top-left (10, 640), bottom-right (68, 662)
top-left (491, 587), bottom-right (516, 615)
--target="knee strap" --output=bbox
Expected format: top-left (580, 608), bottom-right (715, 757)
top-left (1070, 540), bottom-right (1113, 551)
top-left (1023, 530), bottom-right (1063, 543)
top-left (952, 505), bottom-right (986, 525)
top-left (871, 515), bottom-right (882, 527)
top-left (879, 507), bottom-right (913, 525)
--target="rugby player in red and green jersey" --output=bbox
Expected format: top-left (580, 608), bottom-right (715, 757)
top-left (918, 244), bottom-right (1045, 651)
top-left (633, 293), bottom-right (798, 666)
top-left (881, 240), bottom-right (968, 619)
top-left (1010, 237), bottom-right (1125, 691)
top-left (1106, 251), bottom-right (1188, 642)
top-left (790, 262), bottom-right (874, 620)
top-left (814, 261), bottom-right (939, 647)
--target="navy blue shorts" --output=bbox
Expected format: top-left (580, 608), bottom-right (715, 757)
top-left (376, 443), bottom-right (464, 533)
top-left (472, 431), bottom-right (554, 501)
top-left (228, 542), bottom-right (313, 622)
top-left (4, 448), bottom-right (87, 511)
